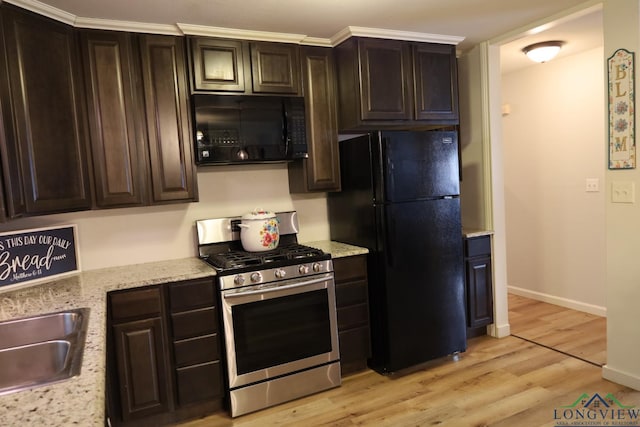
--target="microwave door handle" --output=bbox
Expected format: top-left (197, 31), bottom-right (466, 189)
top-left (223, 274), bottom-right (332, 298)
top-left (282, 104), bottom-right (290, 157)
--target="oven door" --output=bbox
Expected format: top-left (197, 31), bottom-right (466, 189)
top-left (220, 272), bottom-right (339, 389)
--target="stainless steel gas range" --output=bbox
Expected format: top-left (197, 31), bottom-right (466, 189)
top-left (196, 211), bottom-right (341, 417)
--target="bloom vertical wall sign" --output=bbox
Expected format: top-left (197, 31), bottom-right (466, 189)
top-left (608, 48), bottom-right (635, 169)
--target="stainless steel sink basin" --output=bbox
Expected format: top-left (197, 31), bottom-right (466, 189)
top-left (0, 308), bottom-right (89, 396)
top-left (0, 310), bottom-right (83, 350)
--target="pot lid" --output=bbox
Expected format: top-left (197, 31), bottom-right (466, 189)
top-left (241, 209), bottom-right (276, 220)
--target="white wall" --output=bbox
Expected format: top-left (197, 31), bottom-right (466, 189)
top-left (0, 164), bottom-right (330, 271)
top-left (459, 45), bottom-right (489, 230)
top-left (501, 47), bottom-right (607, 313)
top-left (602, 0), bottom-right (640, 391)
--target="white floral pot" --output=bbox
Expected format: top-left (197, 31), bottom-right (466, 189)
top-left (238, 210), bottom-right (279, 252)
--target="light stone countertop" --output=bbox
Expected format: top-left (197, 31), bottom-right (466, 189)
top-left (0, 257), bottom-right (216, 427)
top-left (0, 241), bottom-right (368, 426)
top-left (304, 240), bottom-right (369, 257)
top-left (462, 229), bottom-right (494, 238)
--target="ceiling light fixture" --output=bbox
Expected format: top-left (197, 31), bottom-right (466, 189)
top-left (522, 41), bottom-right (565, 63)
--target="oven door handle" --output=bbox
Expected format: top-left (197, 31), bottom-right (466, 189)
top-left (223, 274), bottom-right (332, 298)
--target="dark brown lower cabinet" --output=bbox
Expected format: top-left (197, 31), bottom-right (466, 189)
top-left (112, 317), bottom-right (171, 421)
top-left (168, 279), bottom-right (224, 408)
top-left (107, 278), bottom-right (223, 427)
top-left (334, 255), bottom-right (371, 375)
top-left (464, 235), bottom-right (494, 337)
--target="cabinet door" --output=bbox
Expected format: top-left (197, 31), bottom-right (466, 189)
top-left (288, 46), bottom-right (340, 193)
top-left (190, 37), bottom-right (246, 92)
top-left (139, 34), bottom-right (197, 203)
top-left (358, 38), bottom-right (412, 121)
top-left (1, 6), bottom-right (91, 215)
top-left (175, 361), bottom-right (224, 406)
top-left (80, 30), bottom-right (148, 208)
top-left (413, 43), bottom-right (459, 122)
top-left (466, 256), bottom-right (493, 328)
top-left (113, 317), bottom-right (171, 422)
top-left (0, 16), bottom-right (11, 221)
top-left (250, 42), bottom-right (301, 94)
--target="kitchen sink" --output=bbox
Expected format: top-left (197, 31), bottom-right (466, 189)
top-left (0, 310), bottom-right (84, 349)
top-left (0, 308), bottom-right (89, 396)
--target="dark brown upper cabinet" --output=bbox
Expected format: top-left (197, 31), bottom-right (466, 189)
top-left (0, 5), bottom-right (92, 216)
top-left (288, 46), bottom-right (340, 193)
top-left (80, 30), bottom-right (148, 208)
top-left (138, 34), bottom-right (198, 203)
top-left (81, 30), bottom-right (197, 208)
top-left (250, 41), bottom-right (301, 94)
top-left (190, 37), bottom-right (246, 92)
top-left (188, 36), bottom-right (301, 96)
top-left (413, 43), bottom-right (459, 122)
top-left (335, 37), bottom-right (459, 131)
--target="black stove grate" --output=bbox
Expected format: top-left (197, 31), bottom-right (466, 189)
top-left (204, 243), bottom-right (327, 270)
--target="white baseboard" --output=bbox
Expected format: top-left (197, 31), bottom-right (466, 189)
top-left (508, 286), bottom-right (607, 317)
top-left (486, 322), bottom-right (510, 338)
top-left (603, 365), bottom-right (640, 391)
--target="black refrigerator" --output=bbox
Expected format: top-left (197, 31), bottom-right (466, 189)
top-left (328, 130), bottom-right (466, 373)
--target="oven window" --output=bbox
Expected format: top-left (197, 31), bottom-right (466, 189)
top-left (232, 289), bottom-right (332, 375)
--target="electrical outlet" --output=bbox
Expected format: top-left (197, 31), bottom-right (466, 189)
top-left (586, 178), bottom-right (599, 192)
top-left (612, 181), bottom-right (635, 203)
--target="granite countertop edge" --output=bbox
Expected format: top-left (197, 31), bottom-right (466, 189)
top-left (0, 240), bottom-right (368, 426)
top-left (462, 229), bottom-right (494, 238)
top-left (303, 240), bottom-right (369, 257)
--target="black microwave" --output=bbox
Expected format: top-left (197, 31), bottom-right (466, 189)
top-left (193, 94), bottom-right (308, 165)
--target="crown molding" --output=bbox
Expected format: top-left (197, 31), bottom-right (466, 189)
top-left (76, 18), bottom-right (182, 35)
top-left (332, 26), bottom-right (465, 46)
top-left (4, 0), bottom-right (464, 48)
top-left (300, 37), bottom-right (333, 48)
top-left (4, 0), bottom-right (75, 25)
top-left (176, 23), bottom-right (307, 44)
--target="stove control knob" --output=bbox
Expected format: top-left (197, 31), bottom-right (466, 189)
top-left (275, 269), bottom-right (286, 279)
top-left (312, 262), bottom-right (322, 273)
top-left (234, 275), bottom-right (245, 286)
top-left (298, 265), bottom-right (310, 275)
top-left (250, 272), bottom-right (262, 283)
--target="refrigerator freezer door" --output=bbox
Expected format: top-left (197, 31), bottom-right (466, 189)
top-left (371, 197), bottom-right (466, 372)
top-left (376, 131), bottom-right (460, 202)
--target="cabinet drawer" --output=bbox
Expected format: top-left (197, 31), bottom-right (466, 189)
top-left (465, 236), bottom-right (491, 258)
top-left (109, 287), bottom-right (162, 322)
top-left (333, 255), bottom-right (367, 283)
top-left (337, 303), bottom-right (369, 330)
top-left (338, 327), bottom-right (371, 363)
top-left (173, 334), bottom-right (220, 368)
top-left (168, 279), bottom-right (216, 312)
top-left (171, 307), bottom-right (218, 340)
top-left (175, 361), bottom-right (223, 405)
top-left (335, 280), bottom-right (368, 308)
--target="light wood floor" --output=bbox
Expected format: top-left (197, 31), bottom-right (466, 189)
top-left (508, 293), bottom-right (606, 366)
top-left (180, 295), bottom-right (632, 427)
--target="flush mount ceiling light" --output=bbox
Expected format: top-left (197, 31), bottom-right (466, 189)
top-left (522, 41), bottom-right (565, 63)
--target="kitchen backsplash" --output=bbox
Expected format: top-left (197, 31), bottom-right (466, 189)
top-left (0, 164), bottom-right (330, 271)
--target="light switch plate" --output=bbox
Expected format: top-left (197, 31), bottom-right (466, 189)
top-left (612, 181), bottom-right (635, 203)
